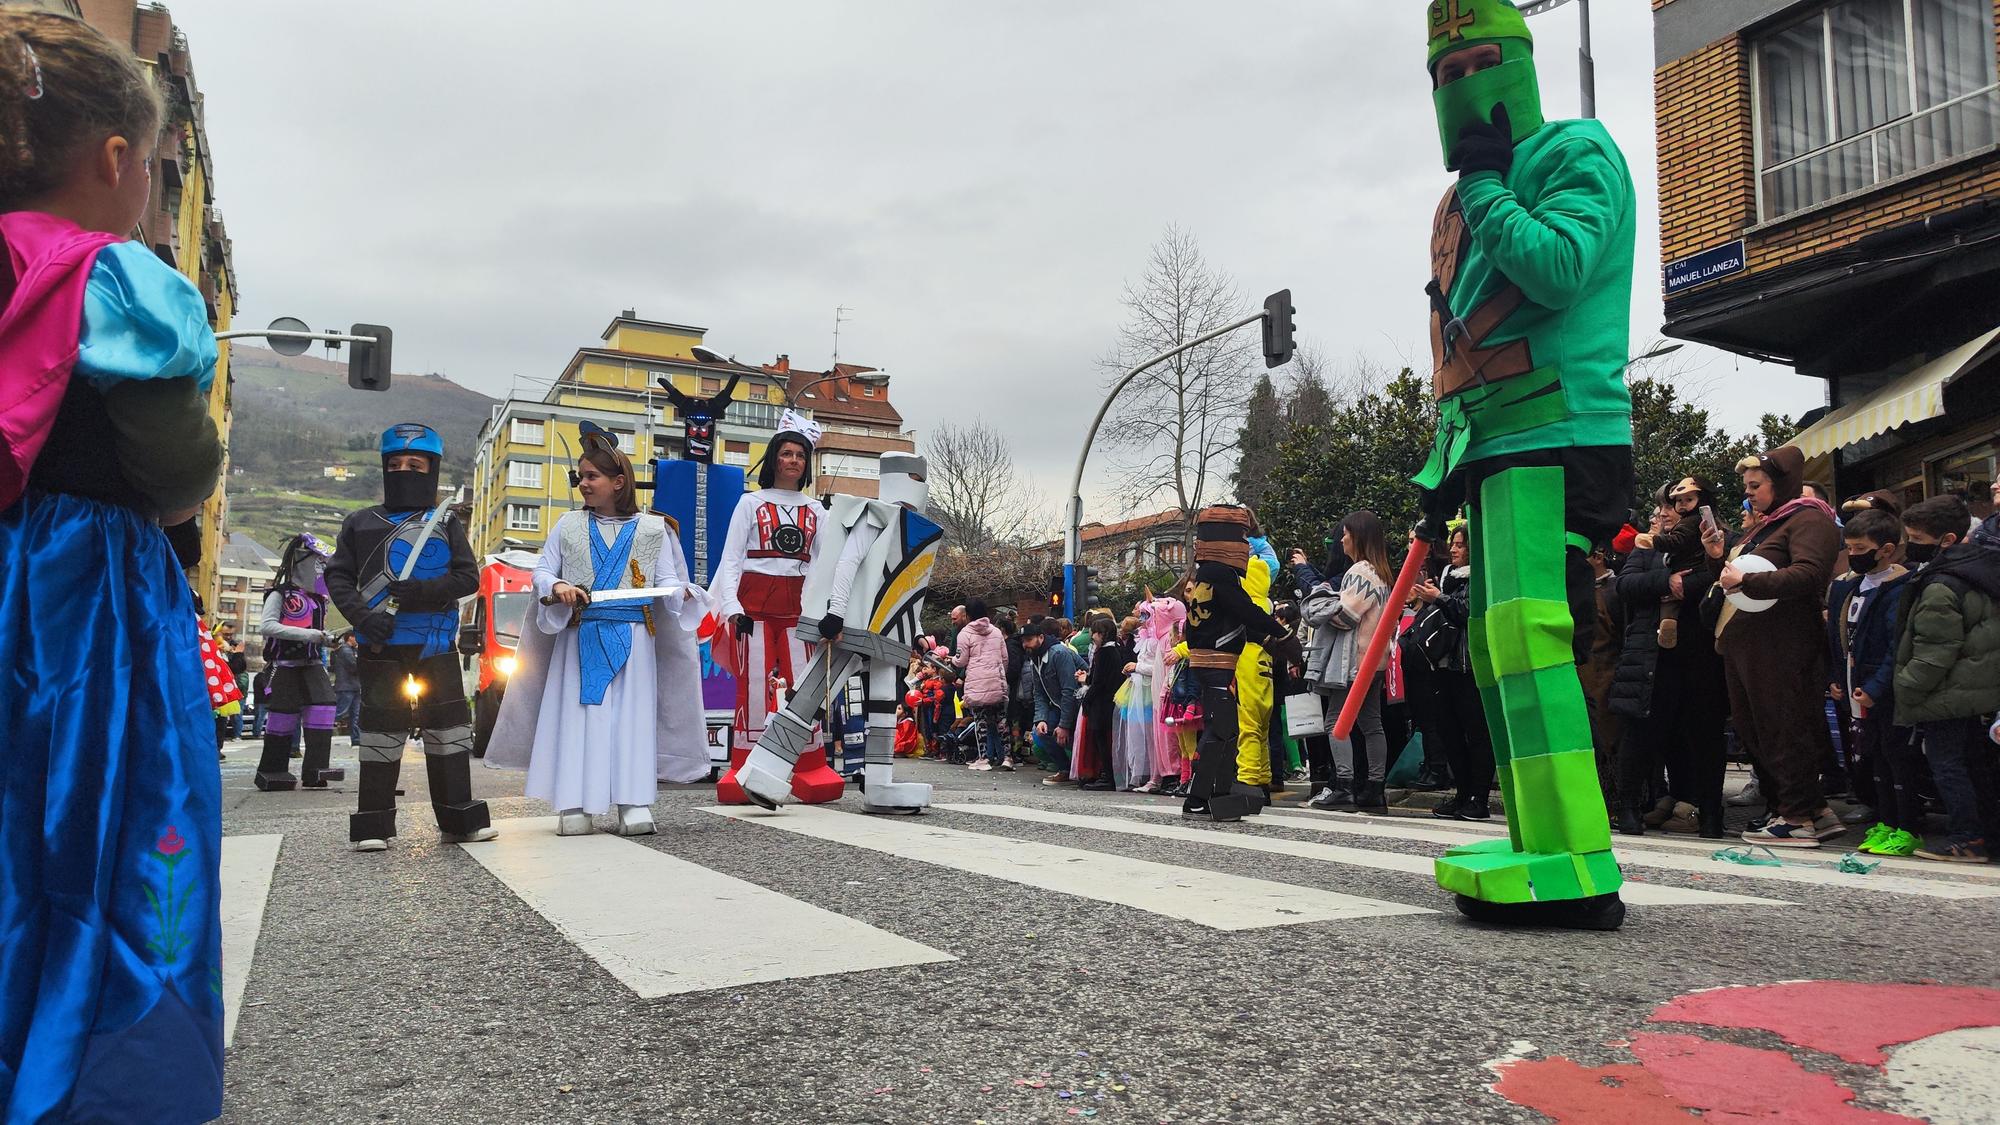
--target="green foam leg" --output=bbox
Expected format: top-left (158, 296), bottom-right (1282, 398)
top-left (1440, 464), bottom-right (1623, 905)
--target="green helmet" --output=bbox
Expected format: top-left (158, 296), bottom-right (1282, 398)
top-left (1426, 0), bottom-right (1544, 169)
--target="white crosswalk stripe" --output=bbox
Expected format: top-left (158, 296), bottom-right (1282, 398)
top-left (939, 804), bottom-right (1785, 908)
top-left (1239, 809), bottom-right (2000, 901)
top-left (219, 834), bottom-right (282, 1048)
top-left (705, 805), bottom-right (1435, 928)
top-left (1390, 808), bottom-right (2000, 883)
top-left (459, 816), bottom-right (954, 997)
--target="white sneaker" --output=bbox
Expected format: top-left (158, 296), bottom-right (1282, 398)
top-left (557, 810), bottom-right (593, 836)
top-left (351, 839), bottom-right (389, 852)
top-left (442, 827), bottom-right (498, 844)
top-left (967, 760), bottom-right (991, 771)
top-left (618, 805), bottom-right (656, 836)
top-left (1726, 779), bottom-right (1763, 807)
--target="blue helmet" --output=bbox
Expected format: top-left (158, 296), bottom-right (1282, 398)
top-left (381, 422), bottom-right (444, 510)
top-left (380, 422), bottom-right (444, 460)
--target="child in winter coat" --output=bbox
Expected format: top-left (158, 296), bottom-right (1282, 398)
top-left (1825, 509), bottom-right (1917, 855)
top-left (1894, 496), bottom-right (2000, 863)
top-left (1632, 476), bottom-right (1715, 649)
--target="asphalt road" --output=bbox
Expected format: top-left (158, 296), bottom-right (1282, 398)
top-left (215, 740), bottom-right (2000, 1124)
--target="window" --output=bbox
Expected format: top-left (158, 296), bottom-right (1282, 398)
top-left (724, 399), bottom-right (780, 429)
top-left (723, 440), bottom-right (751, 468)
top-left (818, 453), bottom-right (880, 479)
top-left (511, 418), bottom-right (545, 445)
top-left (700, 377), bottom-right (722, 394)
top-left (506, 503), bottom-right (541, 532)
top-left (1157, 541), bottom-right (1188, 569)
top-left (607, 429), bottom-right (635, 454)
top-left (1758, 0), bottom-right (1999, 220)
top-left (507, 460), bottom-right (542, 488)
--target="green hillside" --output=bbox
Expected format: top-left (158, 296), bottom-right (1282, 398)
top-left (225, 346), bottom-right (496, 550)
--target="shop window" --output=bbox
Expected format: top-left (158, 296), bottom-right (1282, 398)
top-left (1933, 440), bottom-right (1997, 517)
top-left (1757, 0), bottom-right (1999, 220)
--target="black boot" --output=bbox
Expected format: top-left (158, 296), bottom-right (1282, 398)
top-left (254, 732), bottom-right (298, 791)
top-left (1454, 891), bottom-right (1625, 931)
top-left (425, 752), bottom-right (493, 842)
top-left (1615, 807), bottom-right (1647, 836)
top-left (1697, 802), bottom-right (1727, 840)
top-left (1432, 795), bottom-right (1467, 820)
top-left (349, 759), bottom-right (400, 846)
top-left (1233, 782), bottom-right (1268, 817)
top-left (300, 727), bottom-right (345, 787)
top-left (1354, 781), bottom-right (1388, 814)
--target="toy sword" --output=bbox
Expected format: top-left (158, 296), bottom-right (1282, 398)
top-left (368, 504), bottom-right (451, 615)
top-left (538, 584), bottom-right (687, 606)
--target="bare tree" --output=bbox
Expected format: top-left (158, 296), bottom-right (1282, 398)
top-left (922, 421), bottom-right (1056, 612)
top-left (922, 420), bottom-right (1047, 554)
top-left (1099, 225), bottom-right (1258, 550)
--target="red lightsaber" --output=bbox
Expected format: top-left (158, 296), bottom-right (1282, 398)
top-left (1332, 539), bottom-right (1432, 740)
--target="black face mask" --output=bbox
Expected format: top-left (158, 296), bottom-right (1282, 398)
top-left (1847, 550), bottom-right (1879, 574)
top-left (383, 458), bottom-right (440, 511)
top-left (1904, 541), bottom-right (1939, 566)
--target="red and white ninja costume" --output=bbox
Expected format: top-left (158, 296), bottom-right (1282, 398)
top-left (707, 414), bottom-right (841, 803)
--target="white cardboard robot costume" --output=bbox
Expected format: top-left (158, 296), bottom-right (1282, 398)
top-left (736, 453), bottom-right (943, 813)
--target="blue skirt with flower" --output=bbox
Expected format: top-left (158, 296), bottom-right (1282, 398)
top-left (0, 491), bottom-right (224, 1124)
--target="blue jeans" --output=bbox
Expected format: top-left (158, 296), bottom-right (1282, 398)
top-left (335, 690), bottom-right (360, 735)
top-left (1919, 716), bottom-right (2000, 845)
top-left (227, 712), bottom-right (243, 739)
top-left (972, 704), bottom-right (1007, 765)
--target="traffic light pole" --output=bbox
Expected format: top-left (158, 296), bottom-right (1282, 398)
top-left (213, 329), bottom-right (379, 346)
top-left (1064, 308), bottom-right (1269, 567)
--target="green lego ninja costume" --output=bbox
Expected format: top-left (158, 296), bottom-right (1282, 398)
top-left (1416, 0), bottom-right (1637, 928)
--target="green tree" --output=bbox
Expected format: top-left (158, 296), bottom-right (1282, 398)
top-left (1231, 374), bottom-right (1284, 510)
top-left (1626, 376), bottom-right (1776, 517)
top-left (1261, 368), bottom-right (1438, 561)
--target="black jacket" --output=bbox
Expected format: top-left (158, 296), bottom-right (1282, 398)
top-left (1609, 548), bottom-right (1668, 720)
top-left (1082, 640), bottom-right (1127, 722)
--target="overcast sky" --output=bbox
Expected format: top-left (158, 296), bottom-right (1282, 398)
top-left (175, 0), bottom-right (1825, 524)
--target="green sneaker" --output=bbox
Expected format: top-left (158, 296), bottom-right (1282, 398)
top-left (1875, 828), bottom-right (1919, 857)
top-left (1857, 823), bottom-right (1894, 853)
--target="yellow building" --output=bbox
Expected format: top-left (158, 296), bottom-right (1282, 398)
top-left (469, 313), bottom-right (788, 556)
top-left (85, 1), bottom-right (238, 609)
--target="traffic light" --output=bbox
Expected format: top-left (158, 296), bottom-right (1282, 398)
top-left (1081, 565), bottom-right (1103, 609)
top-left (348, 323), bottom-right (393, 391)
top-left (1047, 570), bottom-right (1065, 612)
top-left (1261, 289), bottom-right (1295, 369)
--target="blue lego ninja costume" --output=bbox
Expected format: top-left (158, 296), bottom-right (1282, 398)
top-left (325, 423), bottom-right (494, 848)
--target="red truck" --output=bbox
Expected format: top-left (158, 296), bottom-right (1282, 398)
top-left (459, 550), bottom-right (537, 756)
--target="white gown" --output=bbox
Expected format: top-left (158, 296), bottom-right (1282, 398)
top-left (507, 511), bottom-right (706, 813)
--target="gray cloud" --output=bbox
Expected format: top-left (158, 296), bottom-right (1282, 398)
top-left (177, 0), bottom-right (1824, 524)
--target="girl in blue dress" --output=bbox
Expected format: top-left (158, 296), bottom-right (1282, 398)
top-left (1, 12), bottom-right (227, 1122)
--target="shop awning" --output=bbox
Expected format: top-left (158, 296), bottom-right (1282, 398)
top-left (1792, 326), bottom-right (2000, 459)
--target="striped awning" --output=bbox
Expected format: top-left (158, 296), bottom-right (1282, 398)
top-left (1792, 326), bottom-right (2000, 459)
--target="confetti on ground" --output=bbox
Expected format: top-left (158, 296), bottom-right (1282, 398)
top-left (867, 1086), bottom-right (894, 1096)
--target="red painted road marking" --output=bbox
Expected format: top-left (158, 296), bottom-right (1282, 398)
top-left (1490, 981), bottom-right (2000, 1122)
top-left (1650, 981), bottom-right (2000, 1066)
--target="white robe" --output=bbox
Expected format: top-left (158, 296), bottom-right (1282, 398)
top-left (484, 511), bottom-right (713, 812)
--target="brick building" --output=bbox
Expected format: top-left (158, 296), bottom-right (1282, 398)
top-left (1654, 0), bottom-right (2000, 517)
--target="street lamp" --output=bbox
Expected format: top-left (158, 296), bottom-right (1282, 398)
top-left (1520, 0), bottom-right (1594, 119)
top-left (1064, 293), bottom-right (1291, 565)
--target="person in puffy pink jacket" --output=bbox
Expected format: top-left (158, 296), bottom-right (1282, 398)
top-left (955, 598), bottom-right (1014, 770)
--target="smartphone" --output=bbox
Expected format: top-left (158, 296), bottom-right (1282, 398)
top-left (1699, 505), bottom-right (1718, 533)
